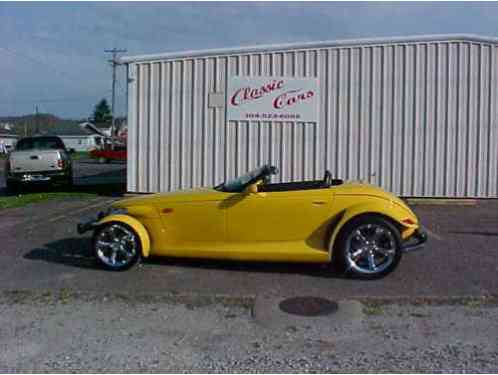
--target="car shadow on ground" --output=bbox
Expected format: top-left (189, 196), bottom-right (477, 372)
top-left (142, 256), bottom-right (349, 279)
top-left (23, 238), bottom-right (100, 270)
top-left (23, 237), bottom-right (350, 279)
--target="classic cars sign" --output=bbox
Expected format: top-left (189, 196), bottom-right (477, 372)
top-left (227, 77), bottom-right (320, 123)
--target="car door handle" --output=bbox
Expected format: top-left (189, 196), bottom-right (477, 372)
top-left (312, 200), bottom-right (327, 205)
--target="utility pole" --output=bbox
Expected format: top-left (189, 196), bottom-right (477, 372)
top-left (35, 105), bottom-right (39, 135)
top-left (104, 48), bottom-right (127, 148)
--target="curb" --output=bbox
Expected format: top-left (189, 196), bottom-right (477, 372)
top-left (1, 289), bottom-right (496, 308)
top-left (405, 198), bottom-right (478, 206)
top-left (356, 294), bottom-right (498, 306)
top-left (0, 289), bottom-right (256, 309)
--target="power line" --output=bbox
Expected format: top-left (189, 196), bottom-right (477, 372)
top-left (0, 46), bottom-right (83, 86)
top-left (0, 95), bottom-right (111, 105)
top-left (0, 46), bottom-right (127, 117)
top-left (0, 46), bottom-right (119, 116)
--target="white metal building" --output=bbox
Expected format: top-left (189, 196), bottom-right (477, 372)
top-left (120, 34), bottom-right (498, 198)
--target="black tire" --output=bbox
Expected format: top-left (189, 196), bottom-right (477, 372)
top-left (92, 222), bottom-right (141, 271)
top-left (55, 176), bottom-right (72, 190)
top-left (5, 180), bottom-right (18, 195)
top-left (333, 214), bottom-right (403, 279)
top-left (65, 173), bottom-right (73, 188)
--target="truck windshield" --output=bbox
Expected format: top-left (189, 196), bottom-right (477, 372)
top-left (16, 137), bottom-right (65, 151)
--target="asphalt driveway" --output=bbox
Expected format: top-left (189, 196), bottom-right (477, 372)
top-left (0, 158), bottom-right (125, 191)
top-left (0, 195), bottom-right (497, 300)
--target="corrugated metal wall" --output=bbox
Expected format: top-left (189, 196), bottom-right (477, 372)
top-left (126, 37), bottom-right (498, 197)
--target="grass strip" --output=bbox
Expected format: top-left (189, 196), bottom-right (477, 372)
top-left (0, 191), bottom-right (96, 209)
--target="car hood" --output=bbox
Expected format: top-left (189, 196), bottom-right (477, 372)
top-left (112, 187), bottom-right (224, 209)
top-left (335, 181), bottom-right (397, 198)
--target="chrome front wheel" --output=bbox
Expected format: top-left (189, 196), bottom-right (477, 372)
top-left (345, 224), bottom-right (397, 275)
top-left (336, 215), bottom-right (402, 279)
top-left (93, 222), bottom-right (140, 271)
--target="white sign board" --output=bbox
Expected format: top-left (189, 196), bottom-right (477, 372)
top-left (227, 76), bottom-right (319, 123)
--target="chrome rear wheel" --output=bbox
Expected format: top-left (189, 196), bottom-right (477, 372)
top-left (93, 223), bottom-right (140, 270)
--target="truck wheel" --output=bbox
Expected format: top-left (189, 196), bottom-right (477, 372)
top-left (92, 222), bottom-right (141, 271)
top-left (64, 177), bottom-right (73, 189)
top-left (65, 172), bottom-right (73, 188)
top-left (5, 180), bottom-right (18, 195)
top-left (334, 215), bottom-right (403, 279)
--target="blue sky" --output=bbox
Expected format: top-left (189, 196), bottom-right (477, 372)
top-left (1, 2), bottom-right (498, 119)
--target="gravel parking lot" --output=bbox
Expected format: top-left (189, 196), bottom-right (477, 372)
top-left (1, 291), bottom-right (497, 372)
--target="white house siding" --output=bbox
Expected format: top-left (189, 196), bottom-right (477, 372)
top-left (59, 135), bottom-right (102, 152)
top-left (0, 135), bottom-right (18, 151)
top-left (122, 35), bottom-right (498, 198)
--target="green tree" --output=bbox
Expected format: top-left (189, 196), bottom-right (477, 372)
top-left (93, 98), bottom-right (112, 123)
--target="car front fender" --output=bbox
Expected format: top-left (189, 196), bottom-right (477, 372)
top-left (327, 199), bottom-right (419, 258)
top-left (96, 214), bottom-right (151, 258)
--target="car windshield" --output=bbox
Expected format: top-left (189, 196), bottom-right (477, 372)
top-left (16, 137), bottom-right (65, 151)
top-left (215, 165), bottom-right (269, 193)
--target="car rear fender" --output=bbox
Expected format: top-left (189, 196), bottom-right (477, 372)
top-left (327, 201), bottom-right (418, 259)
top-left (96, 214), bottom-right (151, 258)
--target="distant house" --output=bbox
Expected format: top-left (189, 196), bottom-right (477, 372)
top-left (81, 118), bottom-right (127, 138)
top-left (0, 123), bottom-right (18, 153)
top-left (43, 122), bottom-right (104, 152)
top-left (79, 121), bottom-right (111, 137)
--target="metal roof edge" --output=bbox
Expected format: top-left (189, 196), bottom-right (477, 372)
top-left (118, 34), bottom-right (498, 64)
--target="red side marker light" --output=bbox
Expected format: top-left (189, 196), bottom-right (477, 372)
top-left (401, 218), bottom-right (416, 225)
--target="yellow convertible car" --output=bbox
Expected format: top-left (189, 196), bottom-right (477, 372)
top-left (78, 165), bottom-right (427, 278)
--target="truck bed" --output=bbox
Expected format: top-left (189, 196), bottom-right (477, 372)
top-left (9, 149), bottom-right (63, 173)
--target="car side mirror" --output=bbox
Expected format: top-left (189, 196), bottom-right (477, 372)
top-left (244, 183), bottom-right (258, 195)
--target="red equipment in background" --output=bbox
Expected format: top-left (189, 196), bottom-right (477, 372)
top-left (89, 144), bottom-right (127, 164)
top-left (81, 121), bottom-right (127, 163)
